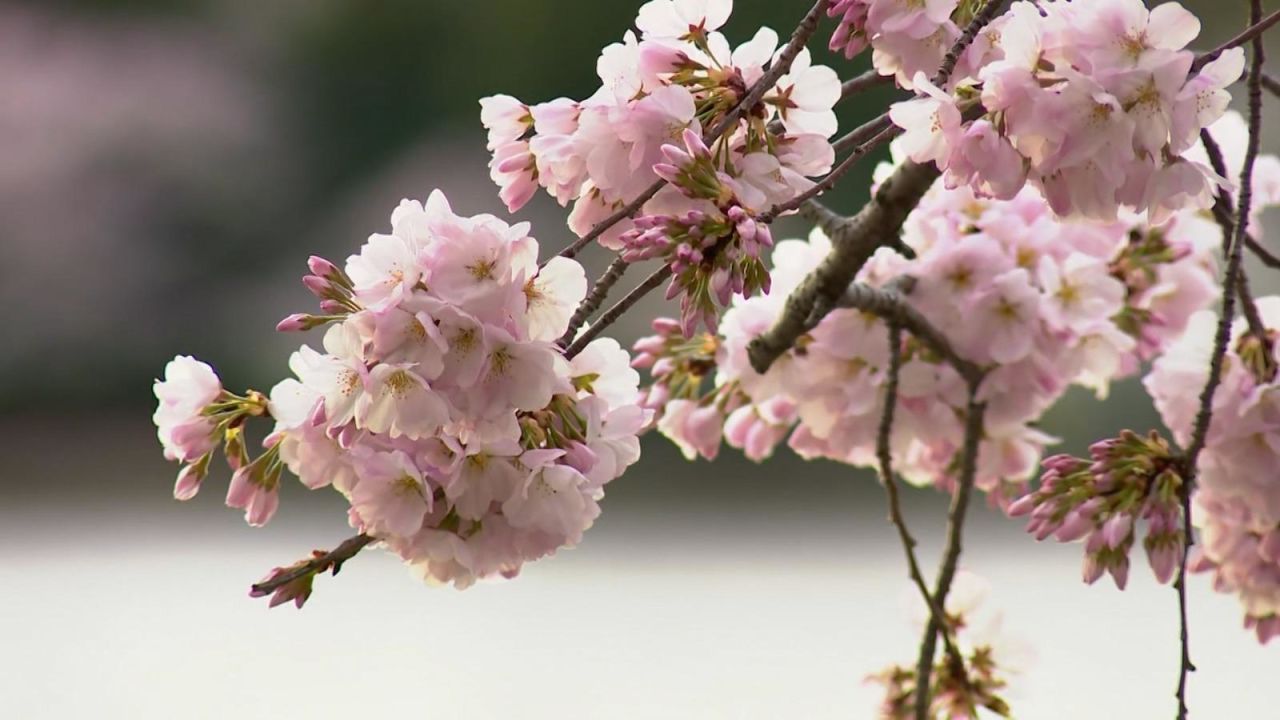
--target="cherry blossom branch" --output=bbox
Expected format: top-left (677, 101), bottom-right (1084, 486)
top-left (1176, 5), bottom-right (1267, 715)
top-left (834, 278), bottom-right (984, 386)
top-left (249, 533), bottom-right (376, 599)
top-left (831, 111), bottom-right (896, 155)
top-left (556, 0), bottom-right (831, 261)
top-left (841, 68), bottom-right (896, 97)
top-left (748, 159), bottom-right (941, 373)
top-left (915, 389), bottom-right (987, 720)
top-left (1199, 128), bottom-right (1270, 341)
top-left (560, 257), bottom-right (630, 346)
top-left (934, 0), bottom-right (1009, 86)
top-left (876, 321), bottom-right (972, 695)
top-left (564, 265), bottom-right (673, 359)
top-left (1190, 7), bottom-right (1279, 73)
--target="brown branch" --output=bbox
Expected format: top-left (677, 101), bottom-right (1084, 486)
top-left (1191, 7), bottom-right (1280, 73)
top-left (841, 68), bottom-right (896, 98)
top-left (564, 265), bottom-right (673, 359)
top-left (876, 321), bottom-right (972, 700)
top-left (835, 279), bottom-right (984, 387)
top-left (559, 257), bottom-right (630, 347)
top-left (832, 111), bottom-right (896, 156)
top-left (1178, 4), bottom-right (1267, 715)
top-left (915, 389), bottom-right (987, 720)
top-left (1199, 128), bottom-right (1270, 341)
top-left (1263, 70), bottom-right (1280, 99)
top-left (764, 124), bottom-right (902, 222)
top-left (748, 159), bottom-right (940, 374)
top-left (933, 0), bottom-right (1009, 88)
top-left (556, 0), bottom-right (831, 260)
top-left (249, 533), bottom-right (376, 599)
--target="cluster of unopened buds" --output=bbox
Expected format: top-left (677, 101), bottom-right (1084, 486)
top-left (620, 129), bottom-right (774, 334)
top-left (1009, 430), bottom-right (1185, 589)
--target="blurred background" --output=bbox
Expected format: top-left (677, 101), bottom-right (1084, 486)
top-left (2, 1), bottom-right (1277, 717)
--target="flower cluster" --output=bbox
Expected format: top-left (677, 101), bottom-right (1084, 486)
top-left (868, 572), bottom-right (1021, 719)
top-left (639, 136), bottom-right (1219, 506)
top-left (1146, 297), bottom-right (1280, 643)
top-left (480, 0), bottom-right (838, 247)
top-left (827, 0), bottom-right (978, 90)
top-left (890, 0), bottom-right (1245, 222)
top-left (1008, 431), bottom-right (1185, 589)
top-left (154, 192), bottom-right (650, 592)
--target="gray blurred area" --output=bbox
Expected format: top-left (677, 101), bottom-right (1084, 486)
top-left (1, 1), bottom-right (1277, 717)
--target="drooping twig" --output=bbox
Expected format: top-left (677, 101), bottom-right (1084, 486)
top-left (564, 266), bottom-right (673, 359)
top-left (876, 321), bottom-right (972, 698)
top-left (556, 0), bottom-right (832, 260)
top-left (1176, 4), bottom-right (1267, 716)
top-left (560, 257), bottom-right (630, 346)
top-left (748, 159), bottom-right (941, 373)
top-left (1199, 128), bottom-right (1269, 341)
top-left (249, 533), bottom-right (376, 598)
top-left (1190, 7), bottom-right (1279, 73)
top-left (915, 389), bottom-right (987, 720)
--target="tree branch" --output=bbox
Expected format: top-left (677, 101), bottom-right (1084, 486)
top-left (915, 389), bottom-right (987, 720)
top-left (835, 279), bottom-right (985, 387)
top-left (748, 159), bottom-right (941, 374)
top-left (249, 533), bottom-right (376, 599)
top-left (1190, 7), bottom-right (1279, 73)
top-left (1177, 3), bottom-right (1267, 715)
top-left (1263, 70), bottom-right (1280, 99)
top-left (560, 257), bottom-right (630, 347)
top-left (564, 265), bottom-right (673, 359)
top-left (556, 0), bottom-right (831, 260)
top-left (876, 321), bottom-right (972, 701)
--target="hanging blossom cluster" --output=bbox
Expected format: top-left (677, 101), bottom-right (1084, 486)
top-left (481, 0), bottom-right (839, 331)
top-left (827, 0), bottom-right (995, 89)
top-left (1146, 299), bottom-right (1280, 643)
top-left (888, 0), bottom-right (1245, 223)
top-left (154, 192), bottom-right (649, 595)
top-left (639, 135), bottom-right (1220, 507)
top-left (868, 572), bottom-right (1025, 719)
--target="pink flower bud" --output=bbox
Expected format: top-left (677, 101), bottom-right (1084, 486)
top-left (684, 405), bottom-right (724, 460)
top-left (173, 462), bottom-right (206, 501)
top-left (303, 274), bottom-right (332, 298)
top-left (1102, 513), bottom-right (1133, 548)
top-left (277, 313), bottom-right (311, 333)
top-left (1007, 493), bottom-right (1039, 517)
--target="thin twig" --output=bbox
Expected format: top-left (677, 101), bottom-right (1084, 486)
top-left (556, 0), bottom-right (831, 260)
top-left (559, 257), bottom-right (629, 346)
top-left (763, 124), bottom-right (902, 221)
top-left (1177, 4), bottom-right (1267, 716)
top-left (564, 266), bottom-right (672, 359)
top-left (1263, 70), bottom-right (1280, 99)
top-left (832, 111), bottom-right (895, 155)
top-left (249, 533), bottom-right (375, 598)
top-left (841, 69), bottom-right (896, 98)
top-left (915, 390), bottom-right (987, 720)
top-left (1199, 128), bottom-right (1269, 341)
top-left (748, 160), bottom-right (941, 374)
top-left (876, 321), bottom-right (972, 696)
top-left (932, 0), bottom-right (1010, 87)
top-left (1190, 7), bottom-right (1279, 73)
